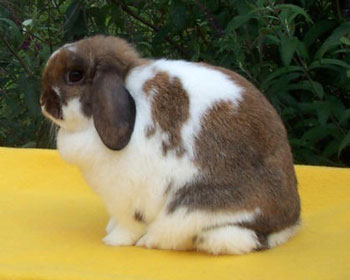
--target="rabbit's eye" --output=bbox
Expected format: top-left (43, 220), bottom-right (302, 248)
top-left (68, 70), bottom-right (83, 83)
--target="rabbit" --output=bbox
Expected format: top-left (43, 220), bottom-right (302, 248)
top-left (40, 35), bottom-right (300, 255)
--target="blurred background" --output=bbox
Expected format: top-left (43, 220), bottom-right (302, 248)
top-left (0, 0), bottom-right (349, 166)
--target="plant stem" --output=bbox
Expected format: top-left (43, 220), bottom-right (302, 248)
top-left (56, 1), bottom-right (80, 36)
top-left (35, 118), bottom-right (45, 148)
top-left (264, 0), bottom-right (323, 100)
top-left (0, 35), bottom-right (32, 76)
top-left (112, 0), bottom-right (189, 57)
top-left (0, 66), bottom-right (17, 81)
top-left (47, 0), bottom-right (53, 53)
top-left (334, 0), bottom-right (342, 19)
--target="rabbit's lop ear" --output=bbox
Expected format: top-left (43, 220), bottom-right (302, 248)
top-left (92, 68), bottom-right (136, 150)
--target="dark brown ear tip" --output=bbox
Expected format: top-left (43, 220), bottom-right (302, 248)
top-left (95, 120), bottom-right (135, 150)
top-left (92, 75), bottom-right (136, 151)
top-left (104, 134), bottom-right (132, 150)
top-left (103, 103), bottom-right (136, 151)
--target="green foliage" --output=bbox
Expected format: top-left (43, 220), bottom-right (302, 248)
top-left (0, 0), bottom-right (349, 166)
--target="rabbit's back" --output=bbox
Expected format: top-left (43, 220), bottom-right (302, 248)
top-left (126, 59), bottom-right (244, 158)
top-left (127, 59), bottom-right (300, 241)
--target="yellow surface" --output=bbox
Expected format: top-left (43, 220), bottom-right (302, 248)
top-left (0, 147), bottom-right (349, 280)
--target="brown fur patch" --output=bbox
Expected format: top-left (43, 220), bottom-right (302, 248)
top-left (143, 72), bottom-right (189, 156)
top-left (164, 180), bottom-right (174, 195)
top-left (145, 125), bottom-right (156, 138)
top-left (134, 210), bottom-right (144, 223)
top-left (41, 35), bottom-right (149, 120)
top-left (168, 64), bottom-right (300, 236)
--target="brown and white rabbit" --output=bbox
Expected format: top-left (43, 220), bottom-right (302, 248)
top-left (41, 35), bottom-right (300, 255)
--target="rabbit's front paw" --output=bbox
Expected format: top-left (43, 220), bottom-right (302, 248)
top-left (105, 217), bottom-right (117, 234)
top-left (102, 225), bottom-right (136, 246)
top-left (136, 233), bottom-right (158, 249)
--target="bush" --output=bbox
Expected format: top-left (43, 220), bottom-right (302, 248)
top-left (0, 0), bottom-right (349, 166)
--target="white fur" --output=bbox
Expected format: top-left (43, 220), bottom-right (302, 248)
top-left (135, 208), bottom-right (260, 251)
top-left (48, 48), bottom-right (61, 62)
top-left (61, 98), bottom-right (90, 131)
top-left (268, 222), bottom-right (301, 248)
top-left (103, 222), bottom-right (141, 246)
top-left (105, 217), bottom-right (117, 234)
top-left (46, 43), bottom-right (75, 66)
top-left (197, 226), bottom-right (259, 255)
top-left (54, 59), bottom-right (274, 255)
top-left (66, 44), bottom-right (77, 53)
top-left (43, 97), bottom-right (89, 131)
top-left (52, 86), bottom-right (61, 97)
top-left (56, 96), bottom-right (199, 247)
top-left (89, 52), bottom-right (94, 67)
top-left (41, 106), bottom-right (59, 125)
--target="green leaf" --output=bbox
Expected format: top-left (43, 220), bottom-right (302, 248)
top-left (280, 35), bottom-right (298, 66)
top-left (21, 141), bottom-right (36, 148)
top-left (307, 81), bottom-right (324, 99)
top-left (236, 1), bottom-right (254, 15)
top-left (339, 109), bottom-right (350, 125)
top-left (18, 74), bottom-right (40, 116)
top-left (303, 19), bottom-right (337, 48)
top-left (315, 101), bottom-right (330, 125)
top-left (0, 18), bottom-right (22, 44)
top-left (289, 80), bottom-right (324, 98)
top-left (4, 94), bottom-right (21, 120)
top-left (275, 4), bottom-right (313, 23)
top-left (227, 14), bottom-right (254, 32)
top-left (266, 73), bottom-right (301, 100)
top-left (109, 4), bottom-right (125, 27)
top-left (63, 1), bottom-right (85, 40)
top-left (327, 96), bottom-right (345, 120)
top-left (309, 58), bottom-right (350, 70)
top-left (315, 22), bottom-right (350, 59)
top-left (340, 36), bottom-right (350, 46)
top-left (22, 19), bottom-right (33, 26)
top-left (226, 7), bottom-right (267, 32)
top-left (263, 34), bottom-right (280, 45)
top-left (298, 102), bottom-right (317, 114)
top-left (295, 39), bottom-right (309, 61)
top-left (302, 124), bottom-right (337, 144)
top-left (323, 139), bottom-right (341, 158)
top-left (338, 131), bottom-right (350, 156)
top-left (261, 66), bottom-right (303, 90)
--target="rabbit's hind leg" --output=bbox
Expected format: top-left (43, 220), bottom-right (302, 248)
top-left (195, 225), bottom-right (261, 255)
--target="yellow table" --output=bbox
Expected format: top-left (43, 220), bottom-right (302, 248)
top-left (0, 147), bottom-right (349, 280)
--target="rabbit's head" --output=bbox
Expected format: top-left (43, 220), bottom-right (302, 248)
top-left (41, 35), bottom-right (143, 150)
